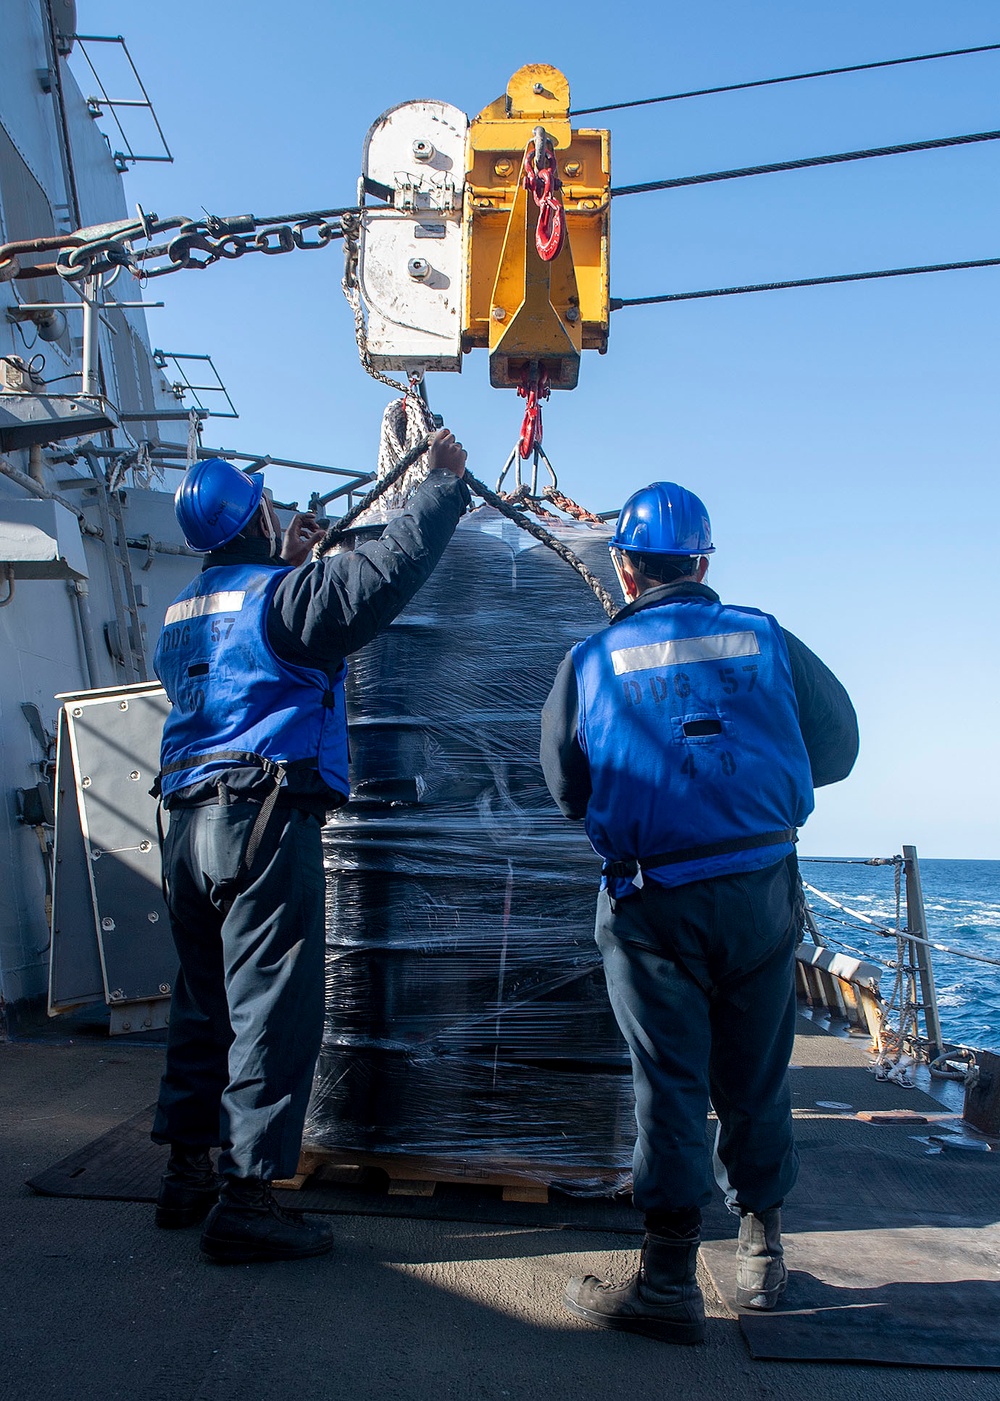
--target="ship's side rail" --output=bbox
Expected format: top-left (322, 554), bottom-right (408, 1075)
top-left (794, 942), bottom-right (883, 1042)
top-left (798, 849), bottom-right (940, 1069)
top-left (798, 849), bottom-right (1000, 1134)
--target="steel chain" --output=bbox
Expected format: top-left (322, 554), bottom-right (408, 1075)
top-left (339, 213), bottom-right (411, 393)
top-left (0, 206), bottom-right (364, 285)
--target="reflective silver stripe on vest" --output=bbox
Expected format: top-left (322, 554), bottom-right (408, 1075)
top-left (611, 630), bottom-right (761, 676)
top-left (163, 591), bottom-right (246, 626)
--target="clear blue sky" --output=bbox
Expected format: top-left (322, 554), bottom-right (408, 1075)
top-left (77, 1), bottom-right (1000, 858)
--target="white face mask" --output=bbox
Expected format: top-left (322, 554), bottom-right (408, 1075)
top-left (260, 492), bottom-right (281, 559)
top-left (610, 548), bottom-right (633, 602)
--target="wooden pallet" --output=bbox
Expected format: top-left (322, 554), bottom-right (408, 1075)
top-left (274, 1145), bottom-right (625, 1204)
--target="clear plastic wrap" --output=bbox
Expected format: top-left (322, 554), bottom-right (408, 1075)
top-left (309, 1048), bottom-right (635, 1192)
top-left (321, 876), bottom-right (626, 1062)
top-left (305, 508), bottom-right (635, 1187)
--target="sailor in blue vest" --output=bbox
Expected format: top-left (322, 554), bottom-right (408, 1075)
top-left (151, 431), bottom-right (469, 1263)
top-left (541, 482), bottom-right (858, 1343)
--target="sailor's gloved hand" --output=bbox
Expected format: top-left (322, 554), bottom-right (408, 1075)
top-left (280, 512), bottom-right (327, 567)
top-left (427, 427), bottom-right (467, 478)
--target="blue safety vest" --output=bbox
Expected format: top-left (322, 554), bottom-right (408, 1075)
top-left (154, 562), bottom-right (349, 800)
top-left (572, 597), bottom-right (814, 891)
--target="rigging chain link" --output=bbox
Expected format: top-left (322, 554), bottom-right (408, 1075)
top-left (522, 128), bottom-right (566, 261)
top-left (517, 365), bottom-right (550, 459)
top-left (0, 206), bottom-right (363, 285)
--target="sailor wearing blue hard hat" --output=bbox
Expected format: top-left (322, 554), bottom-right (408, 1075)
top-left (173, 455), bottom-right (269, 552)
top-left (151, 434), bottom-right (469, 1263)
top-left (541, 481), bottom-right (859, 1343)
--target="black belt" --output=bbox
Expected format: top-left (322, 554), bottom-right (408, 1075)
top-left (602, 828), bottom-right (796, 881)
top-left (156, 749), bottom-right (286, 784)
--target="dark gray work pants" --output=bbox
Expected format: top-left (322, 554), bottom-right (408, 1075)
top-left (596, 854), bottom-right (800, 1215)
top-left (151, 802), bottom-right (326, 1182)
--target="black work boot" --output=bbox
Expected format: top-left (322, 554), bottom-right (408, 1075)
top-left (563, 1231), bottom-right (706, 1344)
top-left (735, 1206), bottom-right (787, 1310)
top-left (155, 1145), bottom-right (220, 1229)
top-left (200, 1177), bottom-right (334, 1264)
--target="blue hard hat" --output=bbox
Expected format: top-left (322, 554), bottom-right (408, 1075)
top-left (609, 482), bottom-right (714, 556)
top-left (174, 457), bottom-right (265, 552)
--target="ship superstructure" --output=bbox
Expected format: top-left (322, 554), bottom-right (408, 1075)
top-left (0, 3), bottom-right (378, 1032)
top-left (0, 2), bottom-right (187, 1029)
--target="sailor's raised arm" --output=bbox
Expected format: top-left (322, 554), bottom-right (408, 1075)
top-left (268, 428), bottom-right (470, 663)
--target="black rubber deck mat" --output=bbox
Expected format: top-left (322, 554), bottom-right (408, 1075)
top-left (700, 1108), bottom-right (1000, 1370)
top-left (26, 1104), bottom-right (650, 1234)
top-left (701, 1229), bottom-right (1000, 1369)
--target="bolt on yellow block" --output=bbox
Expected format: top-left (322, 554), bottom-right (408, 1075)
top-left (463, 64), bottom-right (610, 391)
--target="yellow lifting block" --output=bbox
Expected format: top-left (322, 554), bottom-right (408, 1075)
top-left (463, 64), bottom-right (610, 391)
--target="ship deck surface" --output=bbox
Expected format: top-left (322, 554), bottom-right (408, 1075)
top-left (2, 1018), bottom-right (995, 1400)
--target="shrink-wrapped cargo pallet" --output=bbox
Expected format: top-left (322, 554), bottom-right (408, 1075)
top-left (304, 508), bottom-right (635, 1194)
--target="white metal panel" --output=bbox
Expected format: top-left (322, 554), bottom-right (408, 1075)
top-left (359, 100), bottom-right (468, 374)
top-left (49, 684), bottom-right (174, 1029)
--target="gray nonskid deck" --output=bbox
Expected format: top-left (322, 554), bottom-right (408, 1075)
top-left (2, 1020), bottom-right (997, 1398)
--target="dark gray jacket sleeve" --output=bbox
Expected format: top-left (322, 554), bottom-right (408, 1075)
top-left (781, 629), bottom-right (859, 787)
top-left (540, 650), bottom-right (591, 820)
top-left (267, 469), bottom-right (470, 664)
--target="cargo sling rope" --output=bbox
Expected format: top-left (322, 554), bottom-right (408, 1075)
top-left (336, 220), bottom-right (616, 617)
top-left (371, 392), bottom-right (439, 513)
top-left (495, 441), bottom-right (607, 527)
top-left (320, 430), bottom-right (617, 620)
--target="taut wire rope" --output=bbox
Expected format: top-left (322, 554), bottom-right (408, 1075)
top-left (571, 42), bottom-right (1000, 116)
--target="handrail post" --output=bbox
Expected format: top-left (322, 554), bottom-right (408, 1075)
top-left (902, 845), bottom-right (943, 1058)
top-left (81, 275), bottom-right (101, 398)
top-left (803, 902), bottom-right (825, 945)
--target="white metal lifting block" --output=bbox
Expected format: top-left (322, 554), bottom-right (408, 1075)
top-left (358, 99), bottom-right (469, 374)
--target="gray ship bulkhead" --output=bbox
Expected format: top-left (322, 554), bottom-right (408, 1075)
top-left (0, 1), bottom-right (193, 1029)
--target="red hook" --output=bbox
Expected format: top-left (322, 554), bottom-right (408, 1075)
top-left (522, 136), bottom-right (566, 262)
top-left (517, 367), bottom-right (550, 459)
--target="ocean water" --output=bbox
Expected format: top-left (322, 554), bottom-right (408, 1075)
top-left (799, 858), bottom-right (1000, 1053)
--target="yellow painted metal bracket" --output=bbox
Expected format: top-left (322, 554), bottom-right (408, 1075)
top-left (463, 64), bottom-right (610, 391)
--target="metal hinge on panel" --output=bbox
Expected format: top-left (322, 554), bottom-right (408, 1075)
top-left (394, 173), bottom-right (459, 214)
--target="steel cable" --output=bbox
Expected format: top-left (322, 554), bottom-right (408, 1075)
top-left (571, 41), bottom-right (1000, 116)
top-left (804, 881), bottom-right (1000, 970)
top-left (611, 126), bottom-right (1000, 197)
top-left (610, 255), bottom-right (1000, 309)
